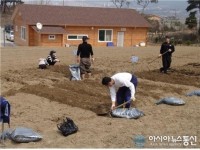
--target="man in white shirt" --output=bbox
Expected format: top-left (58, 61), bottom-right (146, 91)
top-left (102, 72), bottom-right (138, 110)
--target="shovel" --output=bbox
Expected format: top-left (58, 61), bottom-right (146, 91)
top-left (149, 50), bottom-right (169, 64)
top-left (147, 50), bottom-right (169, 71)
top-left (97, 99), bottom-right (133, 116)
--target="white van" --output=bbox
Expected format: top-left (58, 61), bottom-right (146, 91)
top-left (6, 30), bottom-right (14, 41)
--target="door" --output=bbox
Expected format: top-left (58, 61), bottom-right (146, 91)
top-left (117, 32), bottom-right (124, 47)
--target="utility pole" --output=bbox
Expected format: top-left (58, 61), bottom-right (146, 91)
top-left (3, 29), bottom-right (5, 47)
top-left (197, 10), bottom-right (200, 43)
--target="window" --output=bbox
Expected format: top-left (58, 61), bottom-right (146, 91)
top-left (98, 29), bottom-right (113, 42)
top-left (21, 26), bottom-right (26, 40)
top-left (67, 34), bottom-right (88, 40)
top-left (49, 35), bottom-right (56, 40)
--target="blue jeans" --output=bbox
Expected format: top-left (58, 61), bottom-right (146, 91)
top-left (116, 75), bottom-right (138, 108)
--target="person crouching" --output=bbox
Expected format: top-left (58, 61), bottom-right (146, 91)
top-left (39, 58), bottom-right (49, 69)
top-left (46, 50), bottom-right (60, 66)
top-left (102, 72), bottom-right (138, 110)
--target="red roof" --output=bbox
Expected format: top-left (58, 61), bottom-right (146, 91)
top-left (12, 4), bottom-right (150, 27)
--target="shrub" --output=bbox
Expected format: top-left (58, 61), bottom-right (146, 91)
top-left (185, 40), bottom-right (191, 46)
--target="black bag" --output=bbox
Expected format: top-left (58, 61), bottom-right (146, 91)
top-left (57, 117), bottom-right (78, 136)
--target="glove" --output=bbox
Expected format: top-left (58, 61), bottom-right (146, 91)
top-left (111, 104), bottom-right (115, 110)
top-left (168, 49), bottom-right (172, 52)
top-left (91, 58), bottom-right (95, 63)
top-left (131, 97), bottom-right (136, 102)
top-left (55, 59), bottom-right (60, 62)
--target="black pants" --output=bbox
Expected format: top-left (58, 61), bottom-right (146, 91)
top-left (116, 75), bottom-right (138, 108)
top-left (39, 64), bottom-right (47, 69)
top-left (48, 62), bottom-right (56, 65)
top-left (160, 56), bottom-right (171, 73)
top-left (47, 59), bottom-right (56, 65)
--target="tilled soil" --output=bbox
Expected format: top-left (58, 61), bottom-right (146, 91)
top-left (0, 46), bottom-right (200, 148)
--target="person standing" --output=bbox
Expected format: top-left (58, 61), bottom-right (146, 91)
top-left (77, 36), bottom-right (94, 79)
top-left (46, 50), bottom-right (60, 66)
top-left (0, 96), bottom-right (11, 128)
top-left (159, 36), bottom-right (175, 74)
top-left (102, 72), bottom-right (138, 110)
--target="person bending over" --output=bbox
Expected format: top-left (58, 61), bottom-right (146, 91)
top-left (102, 72), bottom-right (138, 110)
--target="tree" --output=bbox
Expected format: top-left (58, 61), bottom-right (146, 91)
top-left (111, 0), bottom-right (158, 11)
top-left (38, 0), bottom-right (51, 5)
top-left (137, 0), bottom-right (158, 13)
top-left (111, 0), bottom-right (131, 8)
top-left (186, 0), bottom-right (200, 35)
top-left (144, 15), bottom-right (161, 32)
top-left (185, 11), bottom-right (197, 29)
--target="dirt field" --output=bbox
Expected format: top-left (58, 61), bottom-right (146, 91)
top-left (0, 45), bottom-right (200, 148)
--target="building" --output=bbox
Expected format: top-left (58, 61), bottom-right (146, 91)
top-left (11, 4), bottom-right (150, 47)
top-left (146, 14), bottom-right (162, 22)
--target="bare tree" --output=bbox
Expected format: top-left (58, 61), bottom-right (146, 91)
top-left (111, 0), bottom-right (131, 8)
top-left (38, 0), bottom-right (51, 5)
top-left (137, 0), bottom-right (158, 13)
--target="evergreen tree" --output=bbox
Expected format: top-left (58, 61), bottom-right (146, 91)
top-left (185, 11), bottom-right (197, 29)
top-left (186, 0), bottom-right (200, 35)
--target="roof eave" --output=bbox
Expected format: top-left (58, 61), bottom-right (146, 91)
top-left (64, 24), bottom-right (150, 28)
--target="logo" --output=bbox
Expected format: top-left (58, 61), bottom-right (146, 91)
top-left (148, 135), bottom-right (197, 147)
top-left (134, 135), bottom-right (145, 148)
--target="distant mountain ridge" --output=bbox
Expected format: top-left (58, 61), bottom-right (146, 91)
top-left (141, 1), bottom-right (188, 21)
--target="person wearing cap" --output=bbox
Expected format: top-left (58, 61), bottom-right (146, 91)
top-left (46, 50), bottom-right (60, 66)
top-left (102, 72), bottom-right (138, 110)
top-left (159, 36), bottom-right (175, 74)
top-left (77, 36), bottom-right (94, 79)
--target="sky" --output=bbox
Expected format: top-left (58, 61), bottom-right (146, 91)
top-left (23, 0), bottom-right (189, 21)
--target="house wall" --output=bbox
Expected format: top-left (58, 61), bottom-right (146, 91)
top-left (13, 13), bottom-right (148, 47)
top-left (41, 34), bottom-right (63, 47)
top-left (28, 26), bottom-right (63, 46)
top-left (64, 26), bottom-right (148, 47)
top-left (13, 12), bottom-right (29, 46)
top-left (64, 26), bottom-right (95, 47)
top-left (33, 31), bottom-right (40, 46)
top-left (132, 27), bottom-right (148, 45)
top-left (29, 26), bottom-right (40, 46)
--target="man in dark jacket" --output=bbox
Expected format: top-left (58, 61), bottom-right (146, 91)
top-left (159, 36), bottom-right (175, 74)
top-left (77, 36), bottom-right (94, 79)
